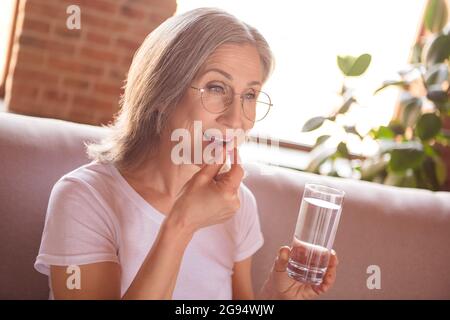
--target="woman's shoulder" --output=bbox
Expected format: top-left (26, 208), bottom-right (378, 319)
top-left (237, 182), bottom-right (258, 216)
top-left (55, 160), bottom-right (115, 188)
top-left (239, 182), bottom-right (256, 201)
top-left (50, 160), bottom-right (117, 204)
top-left (46, 161), bottom-right (123, 231)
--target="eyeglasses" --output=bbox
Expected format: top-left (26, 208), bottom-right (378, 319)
top-left (190, 83), bottom-right (273, 122)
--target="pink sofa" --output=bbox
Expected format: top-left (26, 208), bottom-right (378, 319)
top-left (1, 112), bottom-right (449, 299)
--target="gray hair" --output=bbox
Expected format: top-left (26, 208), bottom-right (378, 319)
top-left (86, 7), bottom-right (275, 171)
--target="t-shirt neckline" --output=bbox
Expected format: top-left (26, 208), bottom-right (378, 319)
top-left (106, 162), bottom-right (166, 224)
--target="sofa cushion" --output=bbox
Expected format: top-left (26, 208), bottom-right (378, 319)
top-left (0, 112), bottom-right (106, 299)
top-left (246, 163), bottom-right (450, 299)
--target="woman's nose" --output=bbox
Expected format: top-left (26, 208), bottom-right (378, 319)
top-left (219, 96), bottom-right (245, 129)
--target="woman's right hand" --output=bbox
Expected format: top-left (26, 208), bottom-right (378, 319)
top-left (167, 147), bottom-right (244, 234)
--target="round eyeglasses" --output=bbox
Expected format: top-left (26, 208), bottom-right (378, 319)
top-left (190, 83), bottom-right (273, 122)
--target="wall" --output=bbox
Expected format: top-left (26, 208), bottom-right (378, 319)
top-left (5, 0), bottom-right (177, 125)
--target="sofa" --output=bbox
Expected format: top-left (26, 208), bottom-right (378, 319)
top-left (1, 111), bottom-right (449, 300)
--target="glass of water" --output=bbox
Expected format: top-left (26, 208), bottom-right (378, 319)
top-left (286, 183), bottom-right (345, 285)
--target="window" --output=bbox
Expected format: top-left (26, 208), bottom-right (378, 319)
top-left (176, 0), bottom-right (426, 156)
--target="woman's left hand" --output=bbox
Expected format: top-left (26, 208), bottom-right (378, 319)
top-left (263, 246), bottom-right (339, 300)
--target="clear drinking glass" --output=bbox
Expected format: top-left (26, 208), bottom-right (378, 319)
top-left (286, 183), bottom-right (345, 285)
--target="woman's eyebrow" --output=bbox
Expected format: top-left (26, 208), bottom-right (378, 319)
top-left (201, 68), bottom-right (261, 86)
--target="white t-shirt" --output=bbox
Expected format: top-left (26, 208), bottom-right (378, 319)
top-left (34, 160), bottom-right (264, 299)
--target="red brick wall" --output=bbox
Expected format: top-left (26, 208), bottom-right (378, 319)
top-left (5, 0), bottom-right (177, 125)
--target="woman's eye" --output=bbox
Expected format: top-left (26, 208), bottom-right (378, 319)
top-left (206, 85), bottom-right (225, 94)
top-left (244, 92), bottom-right (256, 100)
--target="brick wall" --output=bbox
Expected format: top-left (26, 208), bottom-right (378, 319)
top-left (5, 0), bottom-right (177, 125)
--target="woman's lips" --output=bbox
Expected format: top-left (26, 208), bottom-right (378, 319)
top-left (203, 131), bottom-right (234, 144)
top-left (200, 132), bottom-right (242, 166)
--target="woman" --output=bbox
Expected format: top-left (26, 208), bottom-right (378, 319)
top-left (34, 7), bottom-right (338, 300)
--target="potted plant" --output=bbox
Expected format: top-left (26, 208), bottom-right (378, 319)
top-left (301, 0), bottom-right (450, 191)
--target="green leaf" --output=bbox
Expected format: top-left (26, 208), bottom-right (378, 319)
top-left (388, 120), bottom-right (405, 136)
top-left (384, 170), bottom-right (417, 188)
top-left (424, 0), bottom-right (448, 33)
top-left (433, 155), bottom-right (448, 186)
top-left (337, 54), bottom-right (372, 77)
top-left (302, 116), bottom-right (326, 132)
top-left (348, 54), bottom-right (372, 76)
top-left (360, 156), bottom-right (388, 181)
top-left (340, 83), bottom-right (348, 96)
top-left (337, 142), bottom-right (350, 158)
top-left (425, 63), bottom-right (449, 87)
top-left (415, 113), bottom-right (442, 141)
top-left (424, 144), bottom-right (439, 157)
top-left (378, 140), bottom-right (423, 154)
top-left (400, 97), bottom-right (423, 128)
top-left (344, 125), bottom-right (363, 139)
top-left (424, 33), bottom-right (450, 66)
top-left (371, 126), bottom-right (395, 139)
top-left (422, 155), bottom-right (447, 189)
top-left (426, 87), bottom-right (448, 103)
top-left (388, 148), bottom-right (426, 172)
top-left (313, 135), bottom-right (331, 148)
top-left (335, 96), bottom-right (356, 115)
top-left (383, 171), bottom-right (403, 186)
top-left (374, 80), bottom-right (408, 95)
top-left (337, 56), bottom-right (354, 76)
top-left (409, 42), bottom-right (423, 64)
top-left (434, 100), bottom-right (450, 114)
top-left (421, 156), bottom-right (441, 190)
top-left (306, 146), bottom-right (337, 173)
top-left (402, 172), bottom-right (418, 188)
top-left (414, 167), bottom-right (429, 189)
top-left (435, 131), bottom-right (450, 146)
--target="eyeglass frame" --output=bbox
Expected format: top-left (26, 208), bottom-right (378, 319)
top-left (189, 84), bottom-right (273, 122)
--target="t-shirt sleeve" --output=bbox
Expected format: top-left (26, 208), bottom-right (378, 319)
top-left (234, 184), bottom-right (264, 262)
top-left (34, 177), bottom-right (119, 276)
